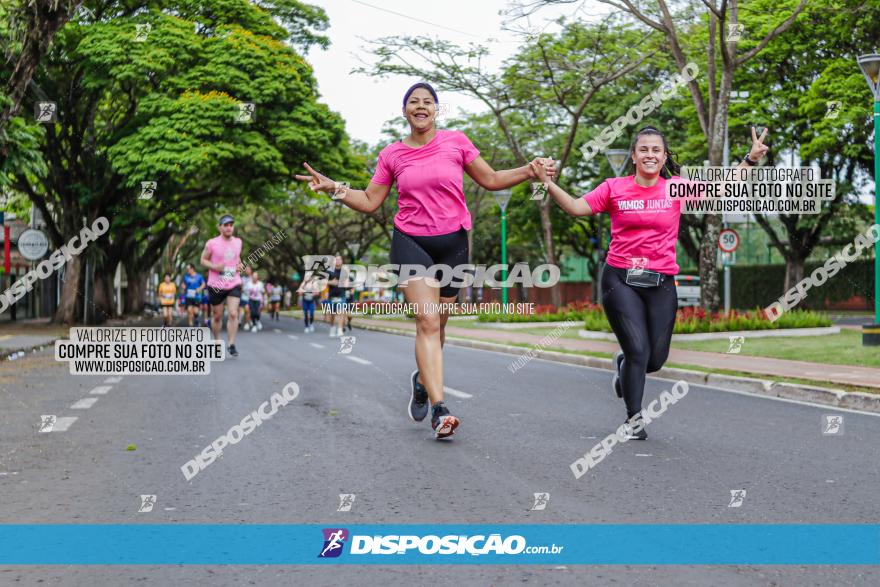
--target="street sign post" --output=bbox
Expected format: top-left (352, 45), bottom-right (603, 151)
top-left (492, 190), bottom-right (513, 310)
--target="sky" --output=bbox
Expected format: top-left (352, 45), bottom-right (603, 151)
top-left (306, 0), bottom-right (589, 145)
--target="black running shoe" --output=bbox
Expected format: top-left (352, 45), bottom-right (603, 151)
top-left (408, 370), bottom-right (430, 422)
top-left (612, 351), bottom-right (624, 398)
top-left (228, 344), bottom-right (238, 357)
top-left (622, 415), bottom-right (647, 440)
top-left (431, 402), bottom-right (459, 439)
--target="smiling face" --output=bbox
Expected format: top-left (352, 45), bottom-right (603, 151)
top-left (631, 134), bottom-right (668, 179)
top-left (402, 88), bottom-right (437, 132)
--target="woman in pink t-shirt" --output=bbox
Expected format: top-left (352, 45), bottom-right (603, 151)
top-left (532, 126), bottom-right (769, 440)
top-left (297, 82), bottom-right (555, 439)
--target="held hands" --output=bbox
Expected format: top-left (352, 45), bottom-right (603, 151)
top-left (295, 162), bottom-right (336, 194)
top-left (529, 158), bottom-right (556, 183)
top-left (748, 126), bottom-right (770, 162)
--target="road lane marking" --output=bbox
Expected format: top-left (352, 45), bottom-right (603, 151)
top-left (444, 386), bottom-right (473, 399)
top-left (71, 398), bottom-right (99, 409)
top-left (104, 377), bottom-right (122, 384)
top-left (50, 417), bottom-right (78, 431)
top-left (288, 335), bottom-right (298, 340)
top-left (90, 386), bottom-right (112, 395)
top-left (345, 356), bottom-right (371, 365)
top-left (274, 328), bottom-right (282, 333)
top-left (309, 343), bottom-right (324, 349)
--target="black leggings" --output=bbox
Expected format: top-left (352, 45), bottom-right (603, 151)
top-left (601, 264), bottom-right (678, 418)
top-left (390, 227), bottom-right (469, 298)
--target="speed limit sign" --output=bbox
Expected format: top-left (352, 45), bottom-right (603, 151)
top-left (718, 228), bottom-right (740, 253)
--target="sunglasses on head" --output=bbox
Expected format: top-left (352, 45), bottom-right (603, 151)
top-left (221, 222), bottom-right (234, 226)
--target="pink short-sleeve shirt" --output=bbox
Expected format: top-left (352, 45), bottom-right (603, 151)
top-left (371, 130), bottom-right (480, 236)
top-left (583, 175), bottom-right (683, 275)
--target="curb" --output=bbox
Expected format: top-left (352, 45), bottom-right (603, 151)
top-left (354, 322), bottom-right (880, 414)
top-left (578, 326), bottom-right (841, 342)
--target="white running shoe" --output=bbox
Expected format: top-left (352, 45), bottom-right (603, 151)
top-left (256, 321), bottom-right (263, 331)
top-left (243, 322), bottom-right (251, 331)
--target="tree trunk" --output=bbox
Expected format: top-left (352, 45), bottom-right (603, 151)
top-left (92, 269), bottom-right (115, 323)
top-left (54, 255), bottom-right (82, 324)
top-left (783, 256), bottom-right (805, 293)
top-left (539, 201), bottom-right (561, 308)
top-left (125, 266), bottom-right (147, 315)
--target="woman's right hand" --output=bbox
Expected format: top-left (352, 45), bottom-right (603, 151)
top-left (295, 162), bottom-right (336, 194)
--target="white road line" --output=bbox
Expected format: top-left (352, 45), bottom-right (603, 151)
top-left (274, 328), bottom-right (282, 333)
top-left (90, 386), bottom-right (112, 395)
top-left (288, 334), bottom-right (299, 340)
top-left (71, 398), bottom-right (99, 409)
top-left (345, 356), bottom-right (371, 365)
top-left (51, 417), bottom-right (78, 432)
top-left (309, 343), bottom-right (324, 349)
top-left (104, 377), bottom-right (122, 384)
top-left (444, 386), bottom-right (473, 399)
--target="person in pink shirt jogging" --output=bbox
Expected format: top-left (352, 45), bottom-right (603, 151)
top-left (200, 214), bottom-right (244, 357)
top-left (531, 125), bottom-right (769, 440)
top-left (296, 82), bottom-right (556, 439)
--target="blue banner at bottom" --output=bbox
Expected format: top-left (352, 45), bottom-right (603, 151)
top-left (0, 524), bottom-right (877, 565)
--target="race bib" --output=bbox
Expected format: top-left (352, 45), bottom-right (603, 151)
top-left (221, 266), bottom-right (236, 280)
top-left (186, 289), bottom-right (197, 298)
top-left (161, 293), bottom-right (173, 302)
top-left (303, 293), bottom-right (314, 301)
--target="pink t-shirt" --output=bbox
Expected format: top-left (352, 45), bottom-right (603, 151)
top-left (583, 175), bottom-right (682, 275)
top-left (371, 129), bottom-right (480, 236)
top-left (205, 235), bottom-right (243, 290)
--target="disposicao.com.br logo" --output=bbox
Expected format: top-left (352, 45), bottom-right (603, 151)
top-left (318, 528), bottom-right (563, 558)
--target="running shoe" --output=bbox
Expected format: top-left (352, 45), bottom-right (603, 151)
top-left (408, 370), bottom-right (429, 422)
top-left (612, 350), bottom-right (624, 399)
top-left (243, 322), bottom-right (251, 331)
top-left (228, 344), bottom-right (238, 357)
top-left (621, 415), bottom-right (647, 440)
top-left (431, 402), bottom-right (459, 439)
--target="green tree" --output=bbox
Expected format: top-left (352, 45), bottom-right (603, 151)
top-left (6, 0), bottom-right (354, 323)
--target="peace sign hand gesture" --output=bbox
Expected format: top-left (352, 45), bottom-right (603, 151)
top-left (295, 162), bottom-right (336, 194)
top-left (748, 126), bottom-right (770, 163)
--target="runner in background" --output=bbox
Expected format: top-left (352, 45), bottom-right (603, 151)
top-left (199, 287), bottom-right (210, 327)
top-left (325, 255), bottom-right (348, 338)
top-left (268, 282), bottom-right (282, 321)
top-left (298, 272), bottom-right (321, 333)
top-left (241, 266), bottom-right (253, 331)
top-left (246, 270), bottom-right (266, 332)
top-left (200, 214), bottom-right (243, 357)
top-left (283, 287), bottom-right (292, 311)
top-left (182, 263), bottom-right (206, 327)
top-left (158, 273), bottom-right (176, 327)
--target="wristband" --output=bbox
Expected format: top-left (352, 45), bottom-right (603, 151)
top-left (743, 154), bottom-right (758, 166)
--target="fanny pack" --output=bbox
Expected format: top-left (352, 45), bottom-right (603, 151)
top-left (625, 268), bottom-right (662, 288)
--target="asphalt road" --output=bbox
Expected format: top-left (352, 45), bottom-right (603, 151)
top-left (1, 315), bottom-right (878, 586)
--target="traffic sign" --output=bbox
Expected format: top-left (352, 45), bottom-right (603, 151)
top-left (718, 228), bottom-right (740, 253)
top-left (18, 228), bottom-right (50, 260)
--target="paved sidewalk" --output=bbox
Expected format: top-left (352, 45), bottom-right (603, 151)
top-left (360, 318), bottom-right (878, 391)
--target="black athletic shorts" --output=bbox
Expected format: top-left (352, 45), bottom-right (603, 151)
top-left (208, 285), bottom-right (242, 306)
top-left (389, 227), bottom-right (469, 298)
top-left (185, 298), bottom-right (201, 307)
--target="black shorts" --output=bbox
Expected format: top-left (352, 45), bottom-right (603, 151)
top-left (208, 285), bottom-right (242, 306)
top-left (185, 298), bottom-right (201, 307)
top-left (390, 227), bottom-right (469, 298)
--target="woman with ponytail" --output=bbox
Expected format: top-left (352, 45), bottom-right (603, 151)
top-left (532, 125), bottom-right (769, 439)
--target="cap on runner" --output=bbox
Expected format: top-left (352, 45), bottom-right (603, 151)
top-left (218, 214), bottom-right (234, 225)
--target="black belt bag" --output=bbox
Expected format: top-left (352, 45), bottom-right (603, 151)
top-left (625, 268), bottom-right (662, 288)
